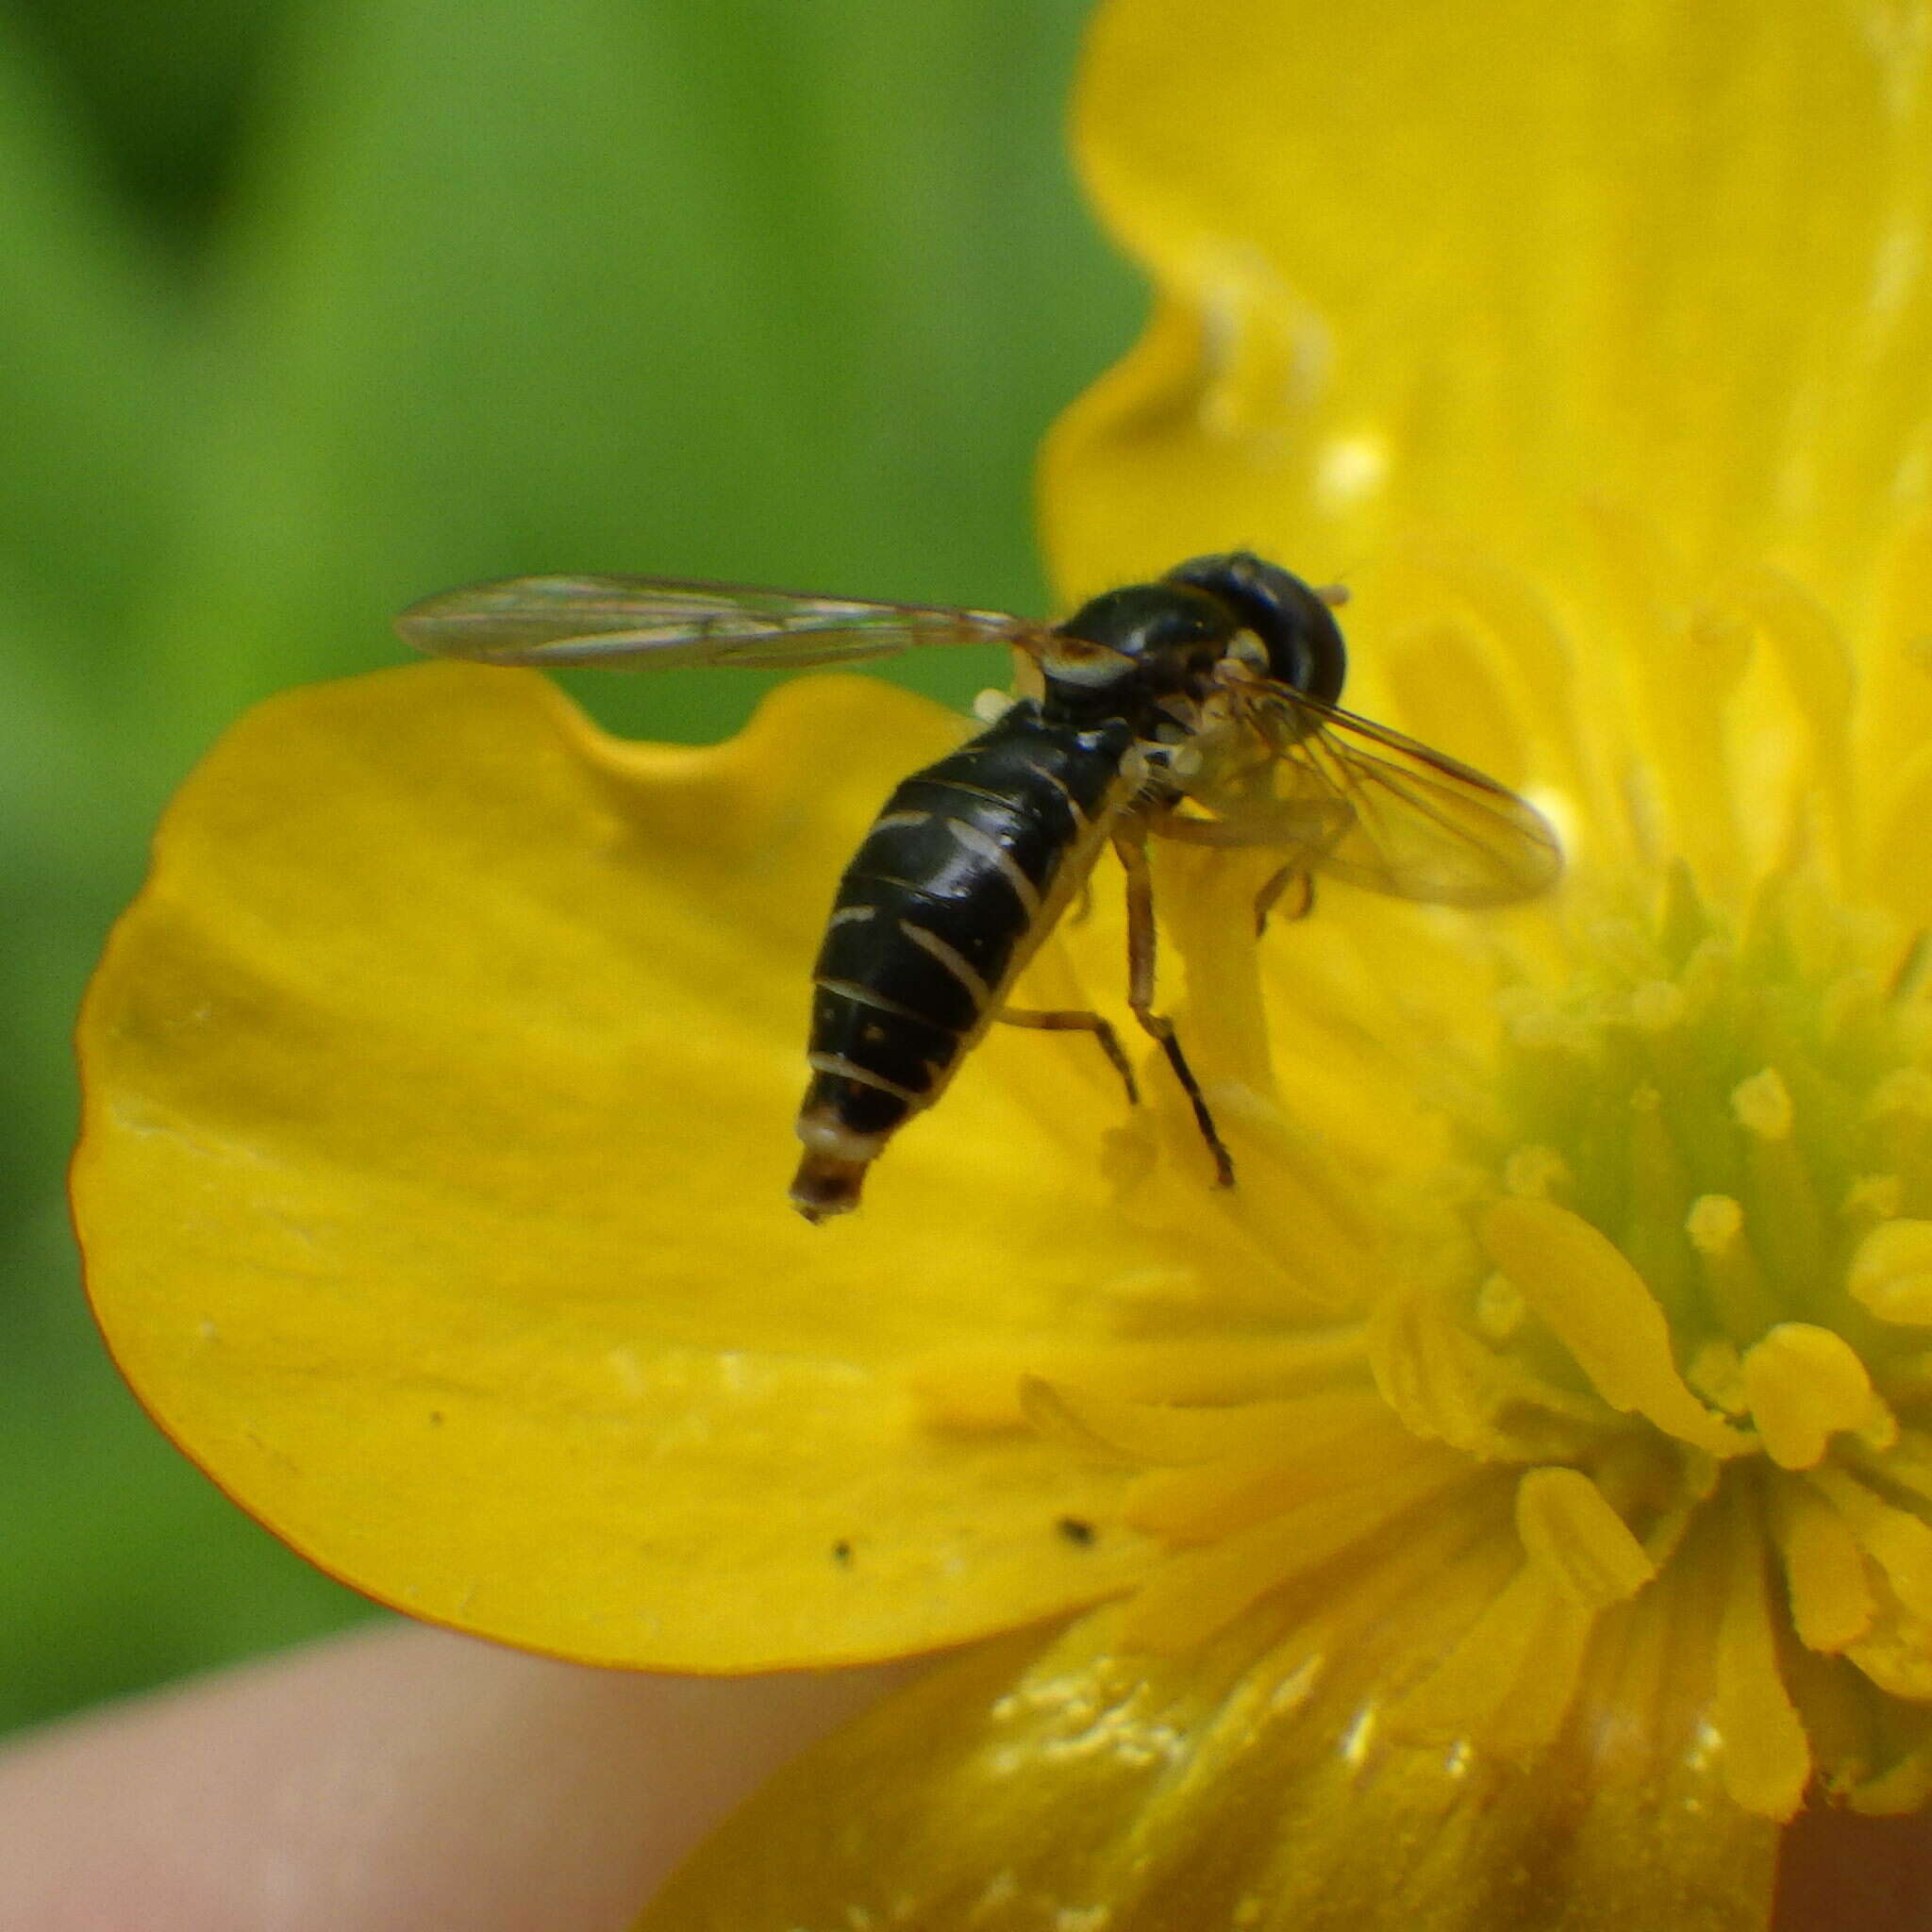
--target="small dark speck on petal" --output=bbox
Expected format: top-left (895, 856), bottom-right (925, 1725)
top-left (1057, 1517), bottom-right (1096, 1547)
top-left (428, 1410), bottom-right (446, 1426)
top-left (831, 1540), bottom-right (854, 1566)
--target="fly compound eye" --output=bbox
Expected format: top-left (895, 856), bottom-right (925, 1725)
top-left (1162, 552), bottom-right (1348, 706)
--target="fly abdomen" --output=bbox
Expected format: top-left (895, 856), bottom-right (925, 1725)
top-left (791, 703), bottom-right (1134, 1221)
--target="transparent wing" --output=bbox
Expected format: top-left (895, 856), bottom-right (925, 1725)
top-left (395, 574), bottom-right (1045, 670)
top-left (1169, 683), bottom-right (1562, 908)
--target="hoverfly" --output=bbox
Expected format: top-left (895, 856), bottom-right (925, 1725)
top-left (397, 553), bottom-right (1561, 1221)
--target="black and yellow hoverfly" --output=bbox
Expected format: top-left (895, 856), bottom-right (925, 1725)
top-left (397, 552), bottom-right (1561, 1221)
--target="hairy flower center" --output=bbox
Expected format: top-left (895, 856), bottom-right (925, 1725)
top-left (1003, 547), bottom-right (1932, 1816)
top-left (1338, 858), bottom-right (1932, 1810)
top-left (1389, 866), bottom-right (1932, 1464)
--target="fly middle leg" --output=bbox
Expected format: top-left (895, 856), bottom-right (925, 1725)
top-left (1110, 824), bottom-right (1235, 1188)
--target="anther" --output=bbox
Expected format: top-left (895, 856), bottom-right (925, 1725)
top-left (1731, 1068), bottom-right (1793, 1140)
top-left (1687, 1194), bottom-right (1744, 1257)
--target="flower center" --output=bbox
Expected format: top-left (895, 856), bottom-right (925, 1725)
top-left (1385, 865), bottom-right (1932, 1470)
top-left (1326, 858), bottom-right (1932, 1812)
top-left (1016, 542), bottom-right (1932, 1816)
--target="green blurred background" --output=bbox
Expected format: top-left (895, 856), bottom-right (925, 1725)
top-left (0, 0), bottom-right (1140, 1735)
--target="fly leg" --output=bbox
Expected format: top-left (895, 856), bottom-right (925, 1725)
top-left (1253, 866), bottom-right (1314, 938)
top-left (1154, 802), bottom-right (1341, 938)
top-left (1112, 825), bottom-right (1235, 1188)
top-left (995, 1008), bottom-right (1138, 1106)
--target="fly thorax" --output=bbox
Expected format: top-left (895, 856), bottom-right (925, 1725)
top-left (1042, 579), bottom-right (1233, 732)
top-left (1036, 632), bottom-right (1149, 719)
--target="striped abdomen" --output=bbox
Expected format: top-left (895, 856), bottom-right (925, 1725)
top-left (791, 702), bottom-right (1136, 1220)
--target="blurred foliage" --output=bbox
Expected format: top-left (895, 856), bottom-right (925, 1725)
top-left (0, 0), bottom-right (1139, 1734)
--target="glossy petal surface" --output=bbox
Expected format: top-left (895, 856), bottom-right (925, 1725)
top-left (1047, 0), bottom-right (1932, 613)
top-left (76, 664), bottom-right (1166, 1669)
top-left (642, 1566), bottom-right (1776, 1931)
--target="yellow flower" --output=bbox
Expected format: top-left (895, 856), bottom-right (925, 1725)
top-left (72, 0), bottom-right (1932, 1925)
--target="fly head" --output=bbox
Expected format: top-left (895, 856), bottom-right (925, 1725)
top-left (1163, 552), bottom-right (1347, 708)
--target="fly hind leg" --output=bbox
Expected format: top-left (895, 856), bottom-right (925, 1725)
top-left (995, 1008), bottom-right (1138, 1106)
top-left (1112, 827), bottom-right (1235, 1188)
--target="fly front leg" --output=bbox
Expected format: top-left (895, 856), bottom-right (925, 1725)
top-left (994, 1008), bottom-right (1138, 1106)
top-left (1252, 865), bottom-right (1314, 937)
top-left (1153, 805), bottom-right (1338, 940)
top-left (1111, 824), bottom-right (1236, 1188)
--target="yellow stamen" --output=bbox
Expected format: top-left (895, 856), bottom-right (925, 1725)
top-left (1807, 1467), bottom-right (1932, 1624)
top-left (1514, 1466), bottom-right (1656, 1607)
top-left (1480, 1199), bottom-right (1746, 1457)
top-left (1849, 1219), bottom-right (1932, 1325)
top-left (1119, 1446), bottom-right (1467, 1653)
top-left (1686, 1192), bottom-right (1784, 1343)
top-left (1741, 1324), bottom-right (1893, 1470)
top-left (1388, 1565), bottom-right (1593, 1761)
top-left (1713, 1489), bottom-right (1812, 1819)
top-left (1772, 1486), bottom-right (1874, 1653)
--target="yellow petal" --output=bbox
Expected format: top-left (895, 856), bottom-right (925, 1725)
top-left (1049, 0), bottom-right (1932, 608)
top-left (75, 664), bottom-right (1175, 1669)
top-left (1862, 515), bottom-right (1932, 853)
top-left (641, 1553), bottom-right (1777, 1930)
